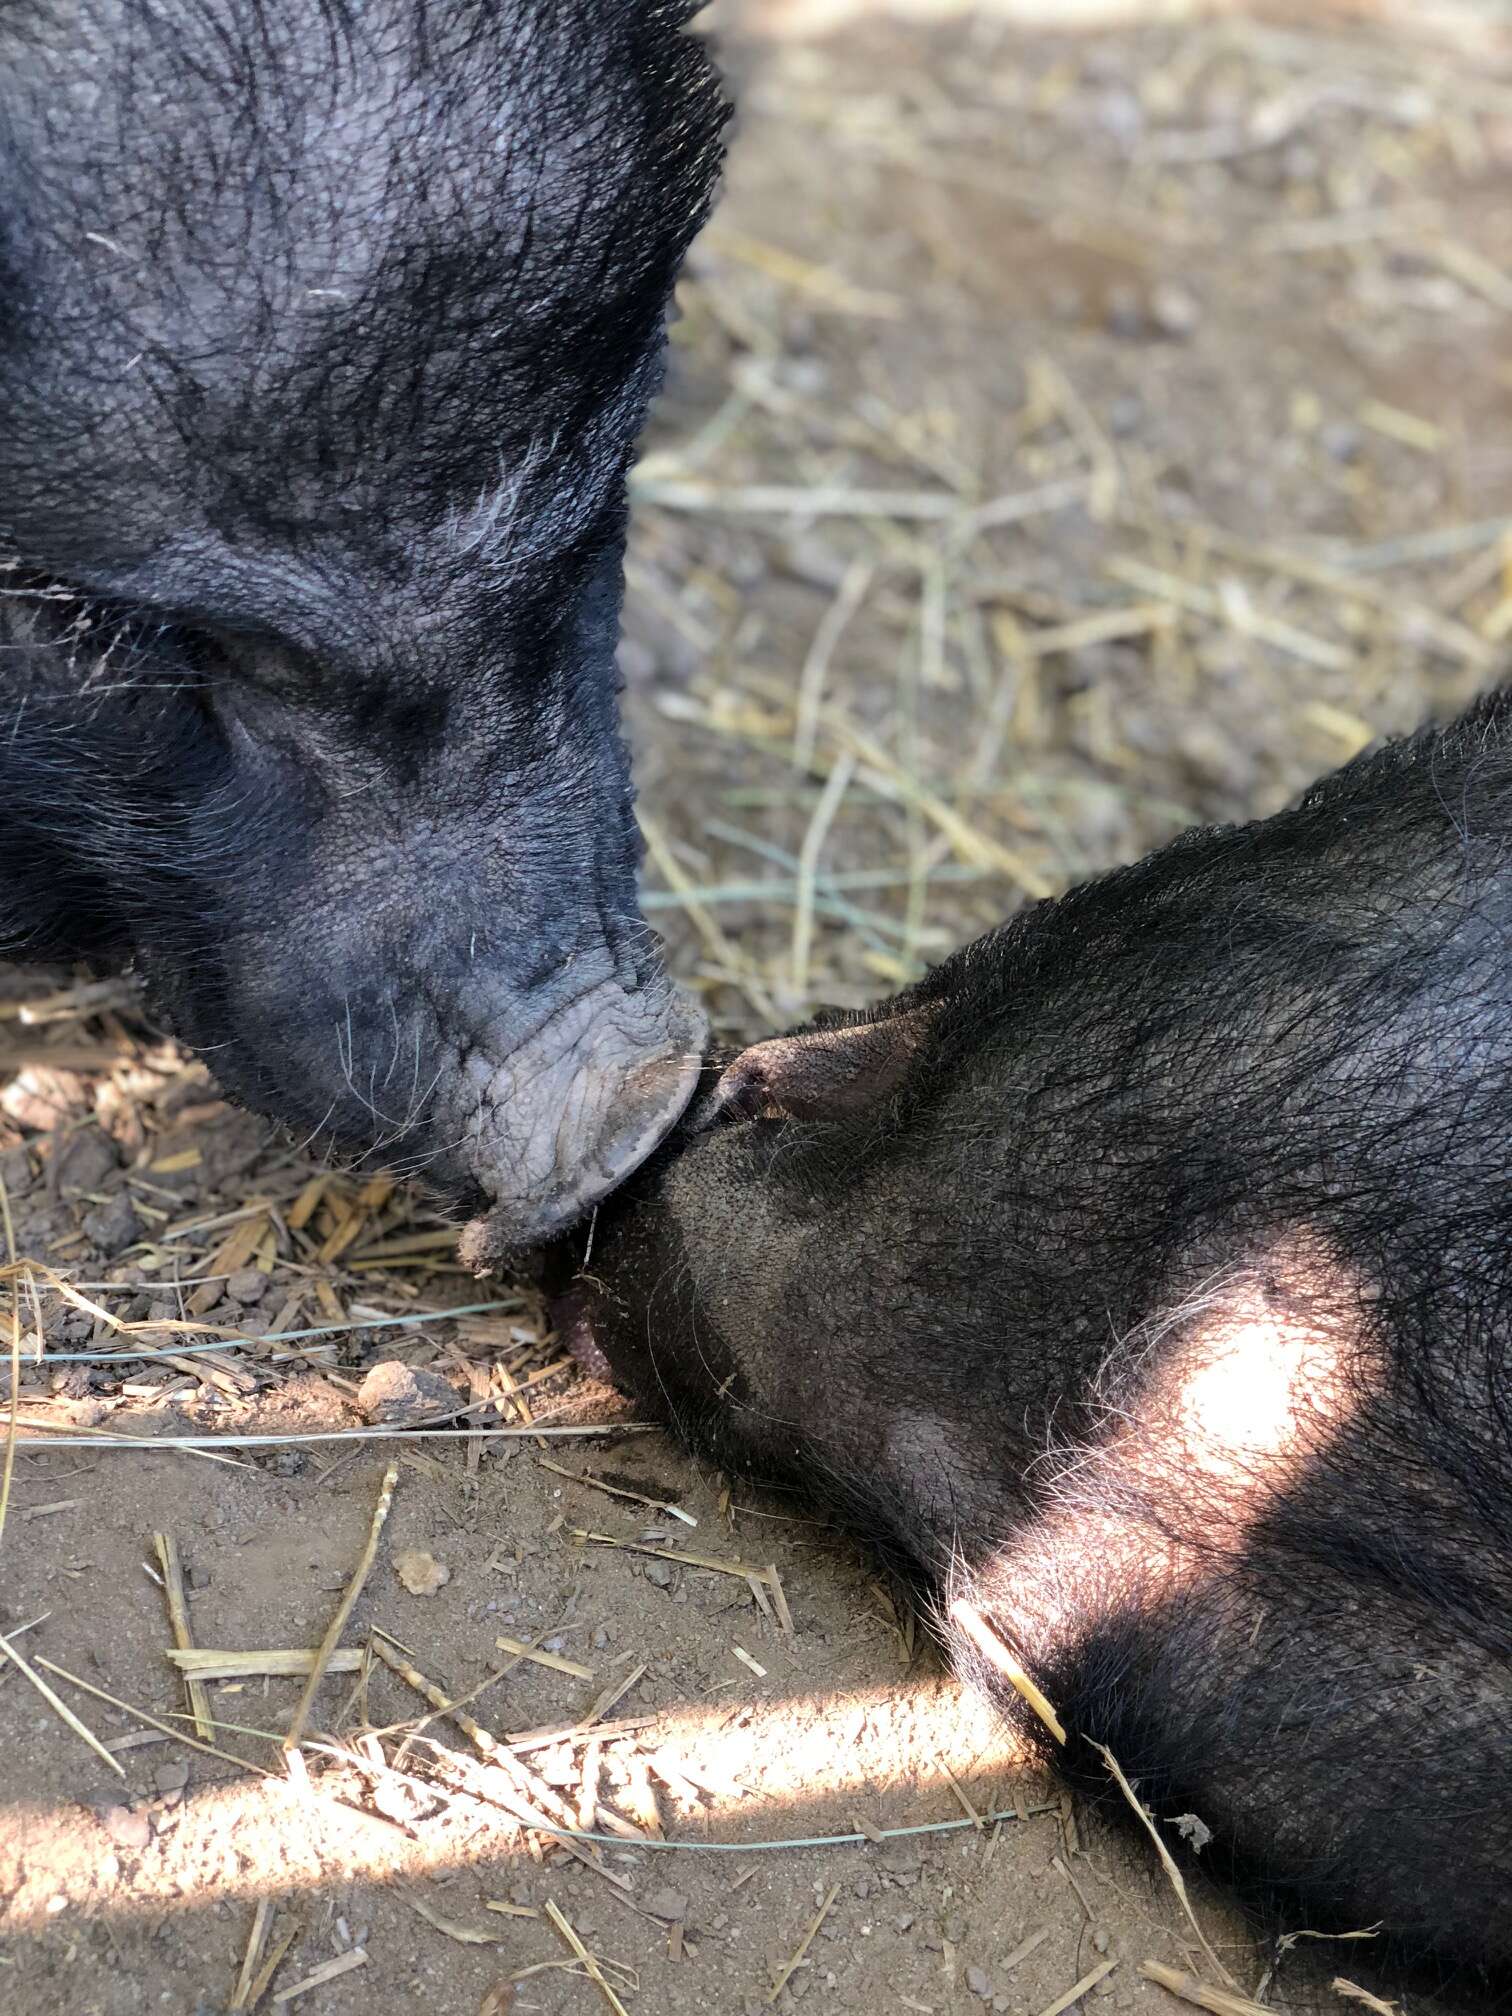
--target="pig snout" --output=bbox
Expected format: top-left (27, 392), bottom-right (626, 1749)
top-left (454, 979), bottom-right (706, 1269)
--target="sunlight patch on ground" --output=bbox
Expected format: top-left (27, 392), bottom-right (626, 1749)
top-left (0, 1674), bottom-right (1042, 1931)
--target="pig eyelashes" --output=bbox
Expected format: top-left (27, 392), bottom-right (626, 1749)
top-left (4, 578), bottom-right (219, 707)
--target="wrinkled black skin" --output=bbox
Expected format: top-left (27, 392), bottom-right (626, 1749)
top-left (0, 1), bottom-right (725, 1239)
top-left (561, 691), bottom-right (1512, 2005)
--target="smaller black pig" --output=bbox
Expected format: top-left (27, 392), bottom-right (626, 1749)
top-left (555, 692), bottom-right (1512, 2003)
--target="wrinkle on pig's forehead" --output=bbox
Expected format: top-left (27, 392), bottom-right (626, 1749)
top-left (2, 3), bottom-right (711, 538)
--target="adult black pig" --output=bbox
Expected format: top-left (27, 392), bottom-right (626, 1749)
top-left (0, 1), bottom-right (726, 1255)
top-left (555, 692), bottom-right (1512, 2000)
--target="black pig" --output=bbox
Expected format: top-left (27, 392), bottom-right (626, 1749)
top-left (0, 1), bottom-right (726, 1254)
top-left (557, 692), bottom-right (1512, 1997)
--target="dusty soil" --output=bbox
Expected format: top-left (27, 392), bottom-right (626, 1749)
top-left (4, 4), bottom-right (1511, 2013)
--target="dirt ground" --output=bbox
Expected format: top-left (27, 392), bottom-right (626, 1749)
top-left (5, 3), bottom-right (1512, 2012)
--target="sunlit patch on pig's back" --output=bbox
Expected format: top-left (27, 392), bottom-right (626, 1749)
top-left (1117, 1238), bottom-right (1365, 1508)
top-left (961, 1236), bottom-right (1373, 1644)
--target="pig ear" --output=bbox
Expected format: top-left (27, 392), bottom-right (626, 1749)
top-left (694, 1006), bottom-right (936, 1129)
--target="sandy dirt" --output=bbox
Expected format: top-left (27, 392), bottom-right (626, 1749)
top-left (4, 4), bottom-right (1511, 2012)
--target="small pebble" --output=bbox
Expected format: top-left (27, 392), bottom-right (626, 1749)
top-left (100, 1805), bottom-right (152, 1850)
top-left (644, 1887), bottom-right (689, 1923)
top-left (56, 1127), bottom-right (119, 1196)
top-left (1149, 282), bottom-right (1199, 340)
top-left (1320, 420), bottom-right (1362, 464)
top-left (1107, 393), bottom-right (1144, 437)
top-left (394, 1548), bottom-right (450, 1597)
top-left (1105, 283), bottom-right (1145, 340)
top-left (356, 1359), bottom-right (455, 1426)
top-left (967, 1965), bottom-right (993, 2001)
top-left (153, 1759), bottom-right (189, 1804)
top-left (225, 1267), bottom-right (267, 1305)
top-left (643, 1557), bottom-right (673, 1589)
top-left (1093, 86), bottom-right (1143, 147)
top-left (82, 1194), bottom-right (140, 1258)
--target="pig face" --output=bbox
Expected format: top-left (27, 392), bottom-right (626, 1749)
top-left (0, 0), bottom-right (726, 1252)
top-left (550, 687), bottom-right (1512, 1515)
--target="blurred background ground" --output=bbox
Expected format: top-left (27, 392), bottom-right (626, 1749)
top-left (3, 3), bottom-right (1511, 2012)
top-left (630, 0), bottom-right (1512, 1038)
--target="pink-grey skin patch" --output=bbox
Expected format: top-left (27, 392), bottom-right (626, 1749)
top-left (551, 1283), bottom-right (615, 1383)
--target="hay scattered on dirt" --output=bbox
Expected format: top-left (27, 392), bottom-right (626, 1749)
top-left (5, 3), bottom-right (1508, 2009)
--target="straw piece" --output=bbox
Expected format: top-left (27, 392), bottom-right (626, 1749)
top-left (639, 810), bottom-right (777, 1023)
top-left (284, 1464), bottom-right (398, 1753)
top-left (1332, 1982), bottom-right (1398, 2016)
top-left (536, 1456), bottom-right (696, 1526)
top-left (1035, 1960), bottom-right (1118, 2016)
top-left (154, 1533), bottom-right (212, 1741)
top-left (949, 1598), bottom-right (1066, 1745)
top-left (1028, 354), bottom-right (1120, 523)
top-left (945, 1768), bottom-right (982, 1828)
top-left (766, 1565), bottom-right (795, 1635)
top-left (38, 1656), bottom-right (269, 1774)
top-left (46, 1295), bottom-right (510, 1365)
top-left (228, 1899), bottom-right (274, 2014)
top-left (402, 1891), bottom-right (502, 1946)
top-left (793, 557), bottom-right (875, 772)
top-left (270, 1949), bottom-right (367, 2004)
top-left (0, 1164), bottom-right (20, 1559)
top-left (187, 1215), bottom-right (270, 1316)
top-left (13, 1421), bottom-right (650, 1449)
top-left (544, 1899), bottom-right (629, 2016)
top-left (703, 225), bottom-right (902, 319)
top-left (791, 750), bottom-right (857, 997)
top-left (166, 1648), bottom-right (365, 1681)
top-left (828, 720), bottom-right (1053, 896)
top-left (768, 1884), bottom-right (839, 2004)
top-left (1139, 1961), bottom-right (1271, 2016)
top-left (632, 478), bottom-right (963, 519)
top-left (1003, 1927), bottom-right (1052, 1974)
top-left (240, 1918), bottom-right (301, 2013)
top-left (493, 1635), bottom-right (594, 1680)
top-left (532, 1667), bottom-right (648, 1740)
top-left (368, 1635), bottom-right (631, 1894)
top-left (576, 1530), bottom-right (779, 1588)
top-left (0, 1627), bottom-right (125, 1779)
top-left (1092, 1744), bottom-right (1235, 1989)
top-left (1104, 556), bottom-right (1350, 674)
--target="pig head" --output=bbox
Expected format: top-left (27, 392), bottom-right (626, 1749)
top-left (0, 0), bottom-right (726, 1252)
